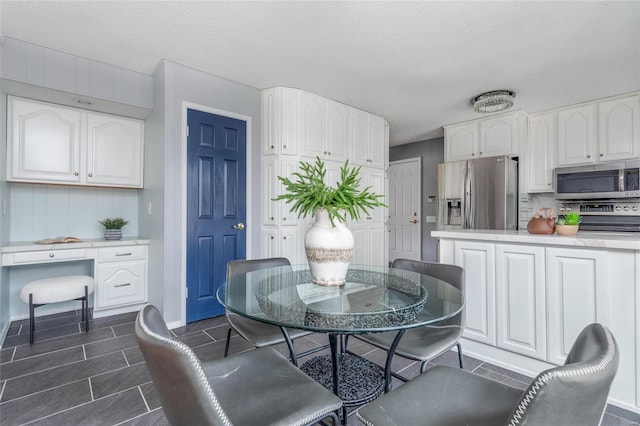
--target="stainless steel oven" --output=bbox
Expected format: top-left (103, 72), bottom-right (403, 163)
top-left (557, 200), bottom-right (640, 232)
top-left (554, 161), bottom-right (640, 200)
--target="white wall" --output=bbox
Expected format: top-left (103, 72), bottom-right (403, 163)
top-left (139, 62), bottom-right (165, 314)
top-left (159, 60), bottom-right (261, 324)
top-left (1, 81), bottom-right (11, 340)
top-left (9, 185), bottom-right (139, 241)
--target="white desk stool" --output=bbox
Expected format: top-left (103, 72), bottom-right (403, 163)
top-left (20, 275), bottom-right (95, 344)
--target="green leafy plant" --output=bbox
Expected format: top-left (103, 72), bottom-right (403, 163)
top-left (99, 217), bottom-right (129, 229)
top-left (556, 212), bottom-right (582, 226)
top-left (273, 157), bottom-right (386, 226)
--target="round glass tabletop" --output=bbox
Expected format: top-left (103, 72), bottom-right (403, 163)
top-left (217, 264), bottom-right (464, 334)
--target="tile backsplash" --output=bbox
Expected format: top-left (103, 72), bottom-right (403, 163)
top-left (520, 193), bottom-right (557, 229)
top-left (9, 183), bottom-right (139, 242)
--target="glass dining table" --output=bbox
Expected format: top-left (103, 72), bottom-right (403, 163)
top-left (216, 264), bottom-right (464, 417)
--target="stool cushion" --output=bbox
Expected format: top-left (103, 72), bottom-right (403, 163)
top-left (21, 275), bottom-right (94, 305)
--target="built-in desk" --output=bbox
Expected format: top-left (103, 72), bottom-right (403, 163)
top-left (2, 238), bottom-right (149, 319)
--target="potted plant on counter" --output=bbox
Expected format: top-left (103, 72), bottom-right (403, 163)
top-left (274, 157), bottom-right (386, 286)
top-left (99, 217), bottom-right (129, 240)
top-left (555, 212), bottom-right (582, 236)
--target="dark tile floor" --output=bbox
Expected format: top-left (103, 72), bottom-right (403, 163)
top-left (1, 309), bottom-right (639, 425)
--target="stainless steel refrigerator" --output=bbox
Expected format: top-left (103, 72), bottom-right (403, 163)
top-left (437, 156), bottom-right (518, 230)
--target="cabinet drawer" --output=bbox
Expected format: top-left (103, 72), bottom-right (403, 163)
top-left (96, 261), bottom-right (146, 309)
top-left (97, 246), bottom-right (146, 262)
top-left (11, 249), bottom-right (89, 264)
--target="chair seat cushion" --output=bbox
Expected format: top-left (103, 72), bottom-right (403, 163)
top-left (358, 325), bottom-right (462, 361)
top-left (358, 365), bottom-right (524, 426)
top-left (20, 275), bottom-right (94, 305)
top-left (227, 312), bottom-right (312, 347)
top-left (204, 347), bottom-right (342, 426)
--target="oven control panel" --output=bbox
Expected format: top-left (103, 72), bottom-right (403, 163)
top-left (558, 201), bottom-right (640, 215)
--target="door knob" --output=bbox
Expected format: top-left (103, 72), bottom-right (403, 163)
top-left (409, 219), bottom-right (418, 224)
top-left (232, 223), bottom-right (245, 230)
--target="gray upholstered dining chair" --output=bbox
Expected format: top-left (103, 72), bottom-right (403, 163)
top-left (353, 258), bottom-right (465, 387)
top-left (224, 257), bottom-right (324, 366)
top-left (136, 304), bottom-right (342, 426)
top-left (358, 323), bottom-right (619, 426)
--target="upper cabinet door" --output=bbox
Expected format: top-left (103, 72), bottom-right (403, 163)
top-left (527, 113), bottom-right (555, 192)
top-left (302, 92), bottom-right (326, 159)
top-left (8, 96), bottom-right (82, 184)
top-left (261, 87), bottom-right (301, 156)
top-left (325, 101), bottom-right (349, 162)
top-left (479, 114), bottom-right (518, 157)
top-left (445, 122), bottom-right (478, 162)
top-left (556, 104), bottom-right (596, 166)
top-left (598, 95), bottom-right (640, 162)
top-left (368, 114), bottom-right (386, 168)
top-left (349, 108), bottom-right (370, 166)
top-left (86, 113), bottom-right (144, 187)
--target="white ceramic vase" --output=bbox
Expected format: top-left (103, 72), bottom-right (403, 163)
top-left (305, 208), bottom-right (354, 286)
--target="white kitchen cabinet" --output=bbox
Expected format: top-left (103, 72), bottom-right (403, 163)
top-left (598, 94), bottom-right (640, 162)
top-left (350, 169), bottom-right (387, 267)
top-left (554, 94), bottom-right (640, 167)
top-left (261, 157), bottom-right (300, 227)
top-left (94, 245), bottom-right (148, 314)
top-left (556, 104), bottom-right (596, 166)
top-left (545, 247), bottom-right (608, 365)
top-left (453, 240), bottom-right (496, 345)
top-left (86, 112), bottom-right (144, 187)
top-left (261, 227), bottom-right (303, 265)
top-left (350, 109), bottom-right (386, 168)
top-left (7, 96), bottom-right (144, 188)
top-left (8, 96), bottom-right (82, 184)
top-left (526, 112), bottom-right (555, 192)
top-left (261, 87), bottom-right (302, 156)
top-left (444, 111), bottom-right (524, 162)
top-left (261, 87), bottom-right (388, 264)
top-left (444, 121), bottom-right (478, 162)
top-left (495, 244), bottom-right (546, 359)
top-left (302, 93), bottom-right (348, 162)
top-left (479, 113), bottom-right (521, 158)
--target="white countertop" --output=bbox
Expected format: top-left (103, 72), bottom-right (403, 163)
top-left (2, 237), bottom-right (150, 253)
top-left (431, 229), bottom-right (640, 250)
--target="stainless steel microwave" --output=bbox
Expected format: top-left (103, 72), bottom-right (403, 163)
top-left (554, 161), bottom-right (640, 200)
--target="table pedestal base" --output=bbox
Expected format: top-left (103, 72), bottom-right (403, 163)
top-left (300, 353), bottom-right (385, 407)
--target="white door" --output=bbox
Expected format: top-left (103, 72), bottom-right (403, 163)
top-left (388, 158), bottom-right (421, 262)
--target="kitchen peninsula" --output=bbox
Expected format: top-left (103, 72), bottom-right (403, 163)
top-left (433, 229), bottom-right (640, 413)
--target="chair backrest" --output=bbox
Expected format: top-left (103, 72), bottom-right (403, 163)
top-left (391, 258), bottom-right (464, 292)
top-left (505, 323), bottom-right (619, 426)
top-left (391, 258), bottom-right (465, 327)
top-left (227, 257), bottom-right (291, 280)
top-left (135, 304), bottom-right (231, 425)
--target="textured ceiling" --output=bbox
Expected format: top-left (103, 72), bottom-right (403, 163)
top-left (2, 1), bottom-right (639, 146)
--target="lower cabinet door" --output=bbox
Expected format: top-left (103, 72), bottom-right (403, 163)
top-left (96, 261), bottom-right (146, 309)
top-left (546, 248), bottom-right (608, 365)
top-left (454, 241), bottom-right (496, 345)
top-left (496, 244), bottom-right (546, 360)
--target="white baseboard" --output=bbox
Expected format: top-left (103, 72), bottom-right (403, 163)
top-left (0, 320), bottom-right (10, 349)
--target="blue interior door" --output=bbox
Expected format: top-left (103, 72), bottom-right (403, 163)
top-left (186, 109), bottom-right (246, 322)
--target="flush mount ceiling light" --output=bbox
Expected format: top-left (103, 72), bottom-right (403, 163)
top-left (472, 90), bottom-right (515, 113)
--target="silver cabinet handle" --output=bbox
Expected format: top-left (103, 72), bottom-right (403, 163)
top-left (74, 172), bottom-right (79, 176)
top-left (232, 223), bottom-right (245, 230)
top-left (115, 253), bottom-right (132, 257)
top-left (114, 283), bottom-right (131, 288)
top-left (49, 253), bottom-right (55, 258)
top-left (88, 173), bottom-right (93, 177)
